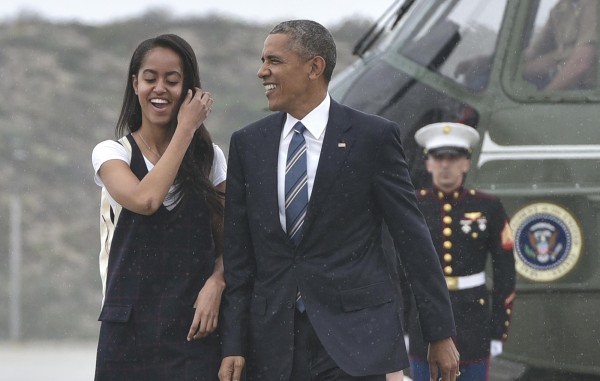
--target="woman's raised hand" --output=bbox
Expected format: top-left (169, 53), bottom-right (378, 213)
top-left (177, 87), bottom-right (214, 133)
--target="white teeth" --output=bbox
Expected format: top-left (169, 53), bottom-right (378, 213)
top-left (150, 99), bottom-right (168, 104)
top-left (264, 84), bottom-right (276, 91)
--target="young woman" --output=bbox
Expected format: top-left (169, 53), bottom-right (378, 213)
top-left (92, 34), bottom-right (225, 380)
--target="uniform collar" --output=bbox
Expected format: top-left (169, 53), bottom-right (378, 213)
top-left (433, 185), bottom-right (465, 201)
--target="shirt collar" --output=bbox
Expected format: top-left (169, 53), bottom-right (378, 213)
top-left (283, 93), bottom-right (331, 139)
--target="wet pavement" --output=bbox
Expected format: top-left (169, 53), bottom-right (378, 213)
top-left (0, 342), bottom-right (96, 381)
top-left (0, 342), bottom-right (568, 381)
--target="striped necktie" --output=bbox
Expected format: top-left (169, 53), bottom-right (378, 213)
top-left (285, 121), bottom-right (308, 246)
top-left (285, 121), bottom-right (308, 313)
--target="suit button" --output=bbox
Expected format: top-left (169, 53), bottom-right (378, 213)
top-left (286, 301), bottom-right (294, 309)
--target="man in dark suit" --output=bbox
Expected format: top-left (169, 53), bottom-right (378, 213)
top-left (218, 20), bottom-right (460, 381)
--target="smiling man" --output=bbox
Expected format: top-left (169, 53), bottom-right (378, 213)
top-left (218, 20), bottom-right (460, 381)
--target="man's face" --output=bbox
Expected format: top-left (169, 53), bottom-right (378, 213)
top-left (257, 33), bottom-right (314, 119)
top-left (426, 153), bottom-right (471, 192)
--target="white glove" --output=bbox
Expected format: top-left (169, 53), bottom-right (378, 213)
top-left (490, 340), bottom-right (503, 357)
top-left (386, 370), bottom-right (404, 381)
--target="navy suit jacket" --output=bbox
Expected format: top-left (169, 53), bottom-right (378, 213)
top-left (221, 100), bottom-right (455, 380)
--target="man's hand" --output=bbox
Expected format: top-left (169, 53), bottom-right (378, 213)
top-left (427, 337), bottom-right (460, 381)
top-left (218, 356), bottom-right (245, 381)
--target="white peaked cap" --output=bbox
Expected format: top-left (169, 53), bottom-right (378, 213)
top-left (414, 122), bottom-right (480, 154)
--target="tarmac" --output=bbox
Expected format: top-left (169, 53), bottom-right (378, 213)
top-left (0, 341), bottom-right (526, 381)
top-left (0, 342), bottom-right (96, 381)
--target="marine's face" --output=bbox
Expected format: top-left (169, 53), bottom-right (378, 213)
top-left (426, 154), bottom-right (471, 192)
top-left (257, 33), bottom-right (314, 118)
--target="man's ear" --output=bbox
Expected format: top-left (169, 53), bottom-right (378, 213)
top-left (308, 56), bottom-right (326, 80)
top-left (425, 157), bottom-right (434, 174)
top-left (463, 159), bottom-right (472, 173)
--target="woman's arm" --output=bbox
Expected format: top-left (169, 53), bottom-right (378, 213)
top-left (188, 181), bottom-right (226, 340)
top-left (99, 88), bottom-right (213, 215)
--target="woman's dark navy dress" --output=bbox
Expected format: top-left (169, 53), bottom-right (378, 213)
top-left (95, 135), bottom-right (221, 381)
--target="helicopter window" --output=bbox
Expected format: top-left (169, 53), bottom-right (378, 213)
top-left (519, 0), bottom-right (597, 92)
top-left (398, 0), bottom-right (507, 92)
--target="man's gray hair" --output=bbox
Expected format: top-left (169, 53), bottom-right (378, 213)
top-left (270, 20), bottom-right (337, 82)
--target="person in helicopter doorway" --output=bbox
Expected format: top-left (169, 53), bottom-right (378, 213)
top-left (405, 122), bottom-right (516, 381)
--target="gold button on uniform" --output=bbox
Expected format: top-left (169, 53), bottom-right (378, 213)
top-left (443, 228), bottom-right (452, 237)
top-left (471, 232), bottom-right (479, 239)
top-left (443, 253), bottom-right (452, 262)
top-left (443, 204), bottom-right (452, 212)
top-left (444, 266), bottom-right (453, 275)
top-left (443, 216), bottom-right (452, 224)
top-left (479, 298), bottom-right (485, 305)
top-left (443, 241), bottom-right (452, 249)
top-left (505, 321), bottom-right (510, 327)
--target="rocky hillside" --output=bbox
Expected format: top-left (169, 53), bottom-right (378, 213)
top-left (0, 11), bottom-right (372, 340)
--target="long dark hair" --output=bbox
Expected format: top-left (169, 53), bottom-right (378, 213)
top-left (115, 34), bottom-right (223, 216)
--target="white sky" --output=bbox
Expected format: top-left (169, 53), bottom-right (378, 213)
top-left (0, 0), bottom-right (397, 27)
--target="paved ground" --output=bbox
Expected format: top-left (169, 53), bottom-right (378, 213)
top-left (0, 342), bottom-right (96, 381)
top-left (0, 342), bottom-right (528, 381)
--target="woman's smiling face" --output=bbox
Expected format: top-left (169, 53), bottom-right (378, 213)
top-left (133, 46), bottom-right (184, 129)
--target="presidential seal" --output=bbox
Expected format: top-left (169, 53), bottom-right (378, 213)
top-left (510, 203), bottom-right (582, 282)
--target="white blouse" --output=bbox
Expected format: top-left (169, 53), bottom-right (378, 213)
top-left (92, 139), bottom-right (227, 211)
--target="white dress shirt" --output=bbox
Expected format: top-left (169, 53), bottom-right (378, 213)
top-left (278, 94), bottom-right (330, 231)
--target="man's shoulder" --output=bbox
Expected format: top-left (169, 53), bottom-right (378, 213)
top-left (416, 188), bottom-right (433, 199)
top-left (232, 113), bottom-right (284, 138)
top-left (465, 188), bottom-right (498, 201)
top-left (463, 188), bottom-right (507, 211)
top-left (333, 101), bottom-right (393, 126)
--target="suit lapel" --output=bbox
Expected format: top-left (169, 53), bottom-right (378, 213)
top-left (303, 101), bottom-right (354, 237)
top-left (259, 113), bottom-right (291, 241)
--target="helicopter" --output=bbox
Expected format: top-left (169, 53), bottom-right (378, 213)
top-left (330, 0), bottom-right (600, 379)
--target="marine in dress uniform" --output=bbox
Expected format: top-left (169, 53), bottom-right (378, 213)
top-left (407, 123), bottom-right (516, 381)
